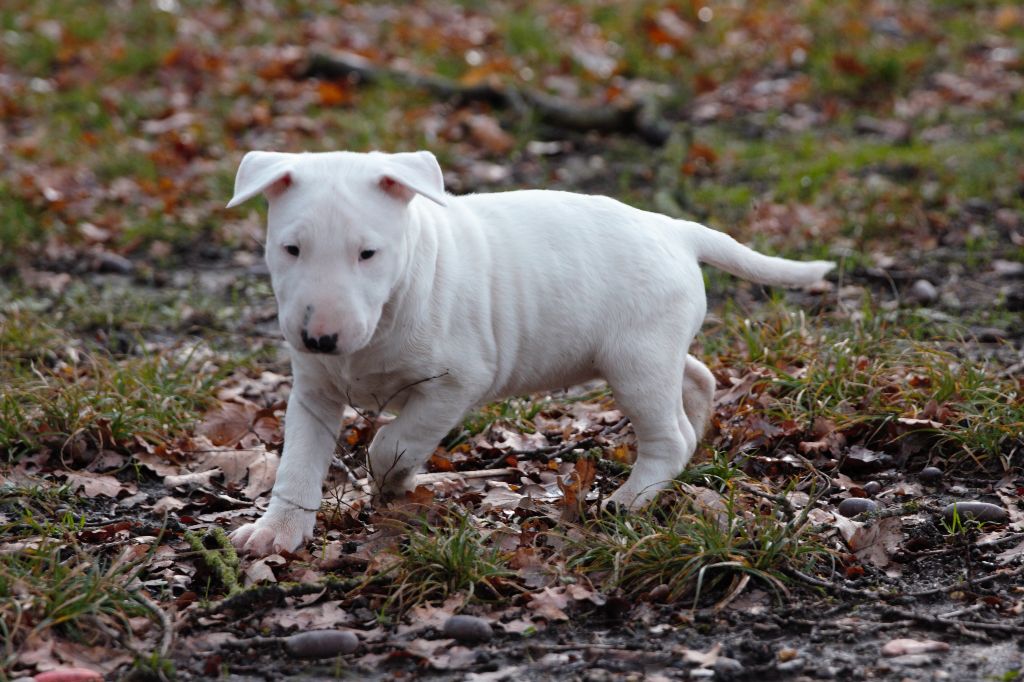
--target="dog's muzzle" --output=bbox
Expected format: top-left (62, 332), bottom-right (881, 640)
top-left (300, 330), bottom-right (339, 353)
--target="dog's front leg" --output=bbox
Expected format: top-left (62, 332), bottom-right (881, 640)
top-left (367, 389), bottom-right (470, 499)
top-left (230, 383), bottom-right (342, 555)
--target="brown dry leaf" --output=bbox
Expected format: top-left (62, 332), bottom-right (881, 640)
top-left (152, 496), bottom-right (187, 515)
top-left (676, 642), bottom-right (721, 667)
top-left (559, 458), bottom-right (597, 520)
top-left (397, 595), bottom-right (466, 636)
top-left (715, 370), bottom-right (768, 406)
top-left (526, 586), bottom-right (570, 621)
top-left (260, 601), bottom-right (350, 631)
top-left (51, 641), bottom-right (133, 676)
top-left (63, 471), bottom-right (136, 499)
top-left (463, 114), bottom-right (515, 154)
top-left (198, 401), bottom-right (259, 447)
top-left (480, 482), bottom-right (525, 511)
top-left (244, 554), bottom-right (284, 586)
top-left (500, 616), bottom-right (542, 635)
top-left (565, 582), bottom-right (606, 606)
top-left (835, 515), bottom-right (903, 570)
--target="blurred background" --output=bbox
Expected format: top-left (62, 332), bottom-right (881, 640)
top-left (2, 4), bottom-right (1023, 677)
top-left (2, 0), bottom-right (1022, 274)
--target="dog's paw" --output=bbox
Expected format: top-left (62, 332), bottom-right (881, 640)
top-left (370, 467), bottom-right (416, 502)
top-left (230, 508), bottom-right (316, 556)
top-left (603, 483), bottom-right (662, 512)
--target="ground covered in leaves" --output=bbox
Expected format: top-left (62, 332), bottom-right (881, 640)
top-left (2, 1), bottom-right (1023, 680)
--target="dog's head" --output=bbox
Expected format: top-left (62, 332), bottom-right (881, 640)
top-left (227, 150), bottom-right (447, 355)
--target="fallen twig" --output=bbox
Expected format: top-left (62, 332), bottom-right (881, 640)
top-left (489, 416), bottom-right (631, 468)
top-left (134, 590), bottom-right (174, 658)
top-left (299, 50), bottom-right (672, 144)
top-left (880, 606), bottom-right (1022, 637)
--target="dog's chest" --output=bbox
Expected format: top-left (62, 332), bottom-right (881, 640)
top-left (300, 354), bottom-right (428, 413)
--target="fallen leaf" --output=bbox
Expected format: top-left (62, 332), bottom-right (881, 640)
top-left (526, 586), bottom-right (569, 621)
top-left (677, 642), bottom-right (721, 667)
top-left (63, 471), bottom-right (136, 498)
top-left (881, 638), bottom-right (949, 657)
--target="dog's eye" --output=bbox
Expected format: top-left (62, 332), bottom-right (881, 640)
top-left (284, 245), bottom-right (300, 257)
top-left (359, 249), bottom-right (377, 261)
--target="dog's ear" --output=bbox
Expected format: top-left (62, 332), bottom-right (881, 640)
top-left (227, 151), bottom-right (295, 208)
top-left (377, 151), bottom-right (447, 207)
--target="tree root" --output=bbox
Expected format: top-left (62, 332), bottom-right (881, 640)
top-left (299, 50), bottom-right (672, 145)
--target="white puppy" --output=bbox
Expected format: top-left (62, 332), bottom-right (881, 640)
top-left (226, 150), bottom-right (833, 556)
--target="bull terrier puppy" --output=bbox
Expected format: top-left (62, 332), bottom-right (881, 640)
top-left (226, 150), bottom-right (833, 555)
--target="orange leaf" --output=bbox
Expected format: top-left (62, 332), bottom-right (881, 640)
top-left (317, 81), bottom-right (350, 106)
top-left (833, 53), bottom-right (867, 77)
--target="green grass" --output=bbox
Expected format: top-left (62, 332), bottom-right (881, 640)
top-left (0, 543), bottom-right (154, 670)
top-left (379, 512), bottom-right (517, 614)
top-left (0, 307), bottom-right (221, 458)
top-left (703, 303), bottom-right (1024, 469)
top-left (567, 485), bottom-right (827, 605)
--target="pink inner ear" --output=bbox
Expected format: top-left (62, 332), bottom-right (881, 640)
top-left (267, 173), bottom-right (293, 199)
top-left (379, 175), bottom-right (414, 202)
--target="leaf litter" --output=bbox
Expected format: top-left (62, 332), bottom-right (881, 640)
top-left (2, 0), bottom-right (1024, 679)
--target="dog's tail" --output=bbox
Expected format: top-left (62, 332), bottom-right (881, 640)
top-left (687, 221), bottom-right (835, 287)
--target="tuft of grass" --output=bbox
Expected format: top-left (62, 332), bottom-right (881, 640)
top-left (567, 485), bottom-right (826, 606)
top-left (0, 532), bottom-right (157, 673)
top-left (380, 512), bottom-right (516, 614)
top-left (0, 309), bottom-right (220, 459)
top-left (705, 304), bottom-right (1024, 469)
top-left (676, 449), bottom-right (746, 490)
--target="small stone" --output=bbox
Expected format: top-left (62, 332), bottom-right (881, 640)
top-left (284, 629), bottom-right (359, 659)
top-left (777, 658), bottom-right (805, 672)
top-left (908, 279), bottom-right (938, 303)
top-left (941, 501), bottom-right (1009, 525)
top-left (443, 615), bottom-right (493, 643)
top-left (838, 498), bottom-right (878, 517)
top-left (777, 647), bottom-right (799, 662)
top-left (919, 467), bottom-right (943, 485)
top-left (94, 251), bottom-right (135, 274)
top-left (863, 481), bottom-right (881, 496)
top-left (648, 584), bottom-right (670, 602)
top-left (713, 656), bottom-right (744, 676)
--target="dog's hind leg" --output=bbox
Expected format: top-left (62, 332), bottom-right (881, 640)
top-left (682, 354), bottom-right (715, 440)
top-left (600, 336), bottom-right (697, 510)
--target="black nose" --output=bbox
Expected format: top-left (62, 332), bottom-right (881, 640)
top-left (301, 330), bottom-right (338, 353)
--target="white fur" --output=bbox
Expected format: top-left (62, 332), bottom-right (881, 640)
top-left (226, 150), bottom-right (834, 556)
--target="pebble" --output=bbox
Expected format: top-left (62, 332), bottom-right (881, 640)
top-left (919, 467), bottom-right (943, 485)
top-left (838, 498), bottom-right (878, 517)
top-left (863, 481), bottom-right (881, 496)
top-left (443, 614), bottom-right (494, 643)
top-left (777, 658), bottom-right (805, 673)
top-left (713, 656), bottom-right (745, 677)
top-left (283, 629), bottom-right (359, 659)
top-left (908, 279), bottom-right (938, 303)
top-left (95, 251), bottom-right (135, 274)
top-left (648, 583), bottom-right (671, 602)
top-left (941, 501), bottom-right (1009, 525)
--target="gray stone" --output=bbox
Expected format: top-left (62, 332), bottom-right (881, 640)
top-left (942, 501), bottom-right (1009, 525)
top-left (443, 614), bottom-right (494, 643)
top-left (838, 497), bottom-right (878, 517)
top-left (284, 629), bottom-right (359, 659)
top-left (919, 466), bottom-right (943, 485)
top-left (908, 279), bottom-right (937, 303)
